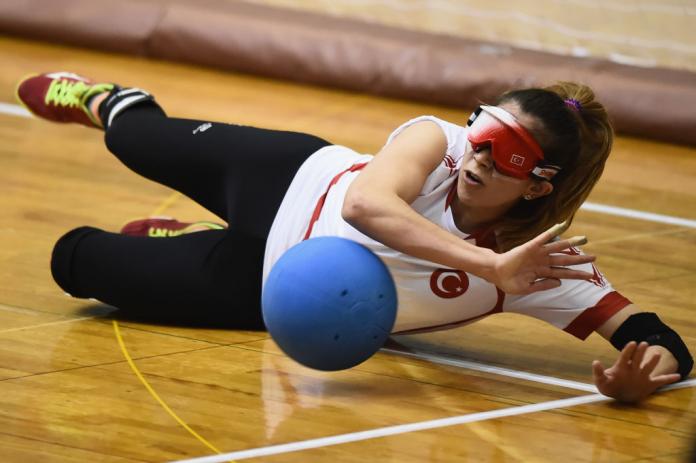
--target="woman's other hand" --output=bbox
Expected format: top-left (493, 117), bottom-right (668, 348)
top-left (491, 221), bottom-right (596, 294)
top-left (592, 341), bottom-right (681, 403)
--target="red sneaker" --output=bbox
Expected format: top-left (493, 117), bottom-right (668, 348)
top-left (15, 72), bottom-right (113, 128)
top-left (120, 217), bottom-right (226, 237)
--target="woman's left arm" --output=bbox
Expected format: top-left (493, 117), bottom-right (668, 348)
top-left (593, 304), bottom-right (692, 402)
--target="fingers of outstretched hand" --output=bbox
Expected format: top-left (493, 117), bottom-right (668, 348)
top-left (537, 267), bottom-right (595, 281)
top-left (618, 341), bottom-right (638, 366)
top-left (592, 360), bottom-right (607, 383)
top-left (652, 373), bottom-right (681, 388)
top-left (525, 278), bottom-right (562, 294)
top-left (543, 236), bottom-right (590, 255)
top-left (533, 221), bottom-right (571, 245)
top-left (548, 253), bottom-right (595, 267)
top-left (631, 341), bottom-right (660, 369)
top-left (632, 341), bottom-right (650, 367)
top-left (641, 351), bottom-right (661, 375)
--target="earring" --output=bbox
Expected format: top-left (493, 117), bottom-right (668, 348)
top-left (524, 194), bottom-right (534, 200)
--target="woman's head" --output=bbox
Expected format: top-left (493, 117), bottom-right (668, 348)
top-left (457, 82), bottom-right (614, 251)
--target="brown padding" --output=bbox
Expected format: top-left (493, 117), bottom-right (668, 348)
top-left (2, 0), bottom-right (695, 146)
top-left (0, 0), bottom-right (161, 54)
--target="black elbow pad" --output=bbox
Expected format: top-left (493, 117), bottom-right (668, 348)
top-left (610, 312), bottom-right (693, 380)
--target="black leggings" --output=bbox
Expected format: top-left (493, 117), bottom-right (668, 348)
top-left (51, 104), bottom-right (331, 328)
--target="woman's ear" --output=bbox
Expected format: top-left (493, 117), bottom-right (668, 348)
top-left (524, 180), bottom-right (553, 200)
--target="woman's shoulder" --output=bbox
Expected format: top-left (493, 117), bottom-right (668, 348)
top-left (386, 116), bottom-right (468, 159)
top-left (387, 115), bottom-right (465, 140)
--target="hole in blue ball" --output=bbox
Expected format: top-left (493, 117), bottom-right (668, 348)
top-left (341, 290), bottom-right (348, 296)
top-left (334, 334), bottom-right (340, 340)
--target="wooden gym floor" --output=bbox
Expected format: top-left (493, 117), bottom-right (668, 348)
top-left (0, 36), bottom-right (695, 462)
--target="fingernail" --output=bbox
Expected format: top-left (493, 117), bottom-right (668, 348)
top-left (575, 236), bottom-right (587, 246)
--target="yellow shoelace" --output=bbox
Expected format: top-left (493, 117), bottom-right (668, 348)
top-left (148, 228), bottom-right (185, 238)
top-left (147, 222), bottom-right (225, 237)
top-left (44, 78), bottom-right (90, 108)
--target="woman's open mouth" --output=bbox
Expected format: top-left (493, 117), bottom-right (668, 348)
top-left (464, 170), bottom-right (484, 186)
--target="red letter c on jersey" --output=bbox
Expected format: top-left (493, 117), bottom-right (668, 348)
top-left (430, 269), bottom-right (469, 298)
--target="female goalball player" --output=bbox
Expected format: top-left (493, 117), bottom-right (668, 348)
top-left (16, 72), bottom-right (692, 402)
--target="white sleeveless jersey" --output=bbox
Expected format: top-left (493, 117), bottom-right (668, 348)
top-left (263, 116), bottom-right (630, 339)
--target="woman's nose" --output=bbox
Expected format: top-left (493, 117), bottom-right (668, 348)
top-left (473, 149), bottom-right (493, 169)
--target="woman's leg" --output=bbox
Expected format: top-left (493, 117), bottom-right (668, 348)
top-left (18, 72), bottom-right (328, 323)
top-left (101, 93), bottom-right (331, 239)
top-left (52, 226), bottom-right (267, 328)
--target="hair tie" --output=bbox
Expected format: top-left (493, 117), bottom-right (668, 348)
top-left (565, 98), bottom-right (582, 112)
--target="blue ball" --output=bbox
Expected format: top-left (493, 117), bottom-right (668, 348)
top-left (262, 237), bottom-right (398, 371)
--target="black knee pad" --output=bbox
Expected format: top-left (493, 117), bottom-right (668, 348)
top-left (51, 226), bottom-right (101, 298)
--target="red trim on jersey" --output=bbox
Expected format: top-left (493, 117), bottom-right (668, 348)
top-left (560, 246), bottom-right (606, 288)
top-left (303, 162), bottom-right (369, 240)
top-left (563, 291), bottom-right (632, 340)
top-left (443, 155), bottom-right (457, 177)
top-left (444, 181), bottom-right (458, 211)
top-left (467, 225), bottom-right (497, 250)
top-left (392, 287), bottom-right (505, 335)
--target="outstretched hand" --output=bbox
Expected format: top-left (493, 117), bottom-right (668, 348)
top-left (492, 221), bottom-right (596, 295)
top-left (592, 341), bottom-right (681, 403)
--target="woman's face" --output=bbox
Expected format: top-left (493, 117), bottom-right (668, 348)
top-left (456, 102), bottom-right (552, 211)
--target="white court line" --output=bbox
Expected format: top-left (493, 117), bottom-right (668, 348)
top-left (0, 102), bottom-right (31, 118)
top-left (2, 101), bottom-right (694, 230)
top-left (170, 379), bottom-right (696, 463)
top-left (171, 394), bottom-right (609, 463)
top-left (381, 348), bottom-right (598, 392)
top-left (581, 202), bottom-right (696, 229)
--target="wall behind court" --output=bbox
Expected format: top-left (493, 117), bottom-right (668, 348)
top-left (248, 0), bottom-right (696, 72)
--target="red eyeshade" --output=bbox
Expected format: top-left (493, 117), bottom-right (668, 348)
top-left (467, 105), bottom-right (557, 180)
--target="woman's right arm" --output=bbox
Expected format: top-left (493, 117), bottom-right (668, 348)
top-left (342, 121), bottom-right (595, 295)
